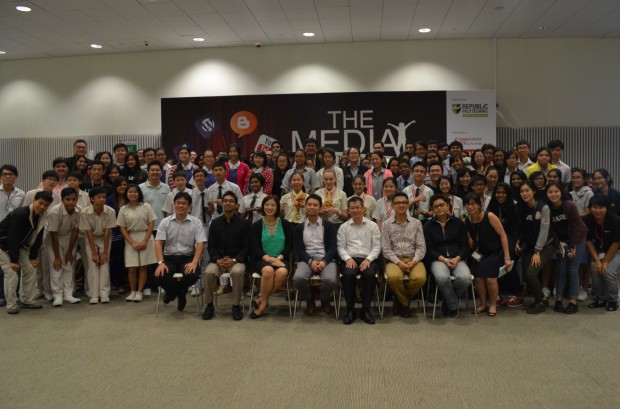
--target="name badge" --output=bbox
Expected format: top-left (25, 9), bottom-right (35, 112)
top-left (599, 253), bottom-right (606, 261)
top-left (471, 251), bottom-right (483, 262)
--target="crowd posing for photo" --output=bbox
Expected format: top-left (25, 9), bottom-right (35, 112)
top-left (1, 137), bottom-right (619, 325)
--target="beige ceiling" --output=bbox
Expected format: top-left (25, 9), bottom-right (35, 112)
top-left (1, 0), bottom-right (620, 60)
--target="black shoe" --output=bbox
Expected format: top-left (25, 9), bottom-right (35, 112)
top-left (343, 309), bottom-right (356, 325)
top-left (400, 303), bottom-right (411, 318)
top-left (526, 302), bottom-right (545, 314)
top-left (177, 294), bottom-right (186, 311)
top-left (448, 308), bottom-right (459, 319)
top-left (202, 303), bottom-right (214, 320)
top-left (361, 308), bottom-right (376, 325)
top-left (564, 303), bottom-right (578, 314)
top-left (392, 301), bottom-right (401, 316)
top-left (588, 300), bottom-right (607, 309)
top-left (20, 303), bottom-right (42, 309)
top-left (554, 300), bottom-right (564, 313)
top-left (232, 305), bottom-right (243, 321)
top-left (607, 301), bottom-right (618, 311)
top-left (250, 310), bottom-right (264, 319)
top-left (163, 293), bottom-right (175, 305)
top-left (441, 300), bottom-right (449, 316)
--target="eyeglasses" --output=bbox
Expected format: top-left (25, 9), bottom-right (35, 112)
top-left (432, 203), bottom-right (447, 209)
top-left (1, 172), bottom-right (15, 177)
top-left (392, 201), bottom-right (409, 206)
top-left (222, 199), bottom-right (237, 204)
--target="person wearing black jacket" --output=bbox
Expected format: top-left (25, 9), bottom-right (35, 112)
top-left (424, 194), bottom-right (471, 318)
top-left (202, 191), bottom-right (250, 321)
top-left (293, 194), bottom-right (338, 316)
top-left (0, 191), bottom-right (53, 314)
top-left (342, 147), bottom-right (368, 197)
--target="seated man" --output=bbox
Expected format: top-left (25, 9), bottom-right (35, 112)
top-left (337, 196), bottom-right (381, 325)
top-left (293, 194), bottom-right (338, 316)
top-left (202, 191), bottom-right (250, 321)
top-left (0, 191), bottom-right (53, 314)
top-left (154, 192), bottom-right (206, 312)
top-left (381, 192), bottom-right (427, 318)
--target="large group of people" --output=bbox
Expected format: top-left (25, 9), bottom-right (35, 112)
top-left (1, 137), bottom-right (619, 325)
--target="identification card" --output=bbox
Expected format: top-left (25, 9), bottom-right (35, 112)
top-left (599, 253), bottom-right (606, 261)
top-left (471, 251), bottom-right (483, 262)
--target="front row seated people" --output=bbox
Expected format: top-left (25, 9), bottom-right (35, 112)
top-left (293, 194), bottom-right (338, 316)
top-left (0, 191), bottom-right (53, 314)
top-left (202, 191), bottom-right (250, 321)
top-left (154, 192), bottom-right (206, 312)
top-left (337, 196), bottom-right (382, 325)
top-left (381, 192), bottom-right (427, 318)
top-left (424, 194), bottom-right (471, 319)
top-left (249, 195), bottom-right (293, 319)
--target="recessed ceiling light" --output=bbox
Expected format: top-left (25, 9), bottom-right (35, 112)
top-left (419, 28), bottom-right (431, 33)
top-left (90, 44), bottom-right (103, 49)
top-left (538, 25), bottom-right (550, 31)
top-left (193, 37), bottom-right (205, 42)
top-left (16, 6), bottom-right (31, 12)
top-left (302, 32), bottom-right (315, 37)
top-left (0, 51), bottom-right (6, 55)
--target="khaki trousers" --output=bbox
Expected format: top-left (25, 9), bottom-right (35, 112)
top-left (386, 257), bottom-right (427, 307)
top-left (1, 248), bottom-right (37, 310)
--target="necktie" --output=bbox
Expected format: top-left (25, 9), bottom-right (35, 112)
top-left (248, 194), bottom-right (257, 220)
top-left (414, 187), bottom-right (421, 213)
top-left (217, 185), bottom-right (223, 214)
top-left (200, 191), bottom-right (206, 223)
top-left (403, 179), bottom-right (410, 189)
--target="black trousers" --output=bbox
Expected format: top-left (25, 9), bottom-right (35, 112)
top-left (341, 257), bottom-right (377, 310)
top-left (154, 255), bottom-right (198, 300)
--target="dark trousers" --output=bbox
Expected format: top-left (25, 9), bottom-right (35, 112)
top-left (154, 255), bottom-right (198, 300)
top-left (109, 239), bottom-right (126, 288)
top-left (341, 257), bottom-right (377, 310)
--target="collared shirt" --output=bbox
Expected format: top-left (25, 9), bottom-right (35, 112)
top-left (207, 212), bottom-right (250, 262)
top-left (503, 167), bottom-right (518, 184)
top-left (349, 193), bottom-right (376, 221)
top-left (303, 218), bottom-right (325, 260)
top-left (372, 197), bottom-right (393, 222)
top-left (396, 175), bottom-right (413, 192)
top-left (46, 203), bottom-right (80, 236)
top-left (337, 217), bottom-right (381, 262)
top-left (552, 160), bottom-right (572, 184)
top-left (381, 216), bottom-right (426, 264)
top-left (205, 180), bottom-right (245, 219)
top-left (117, 202), bottom-right (157, 232)
top-left (315, 187), bottom-right (347, 224)
top-left (525, 162), bottom-right (557, 179)
top-left (156, 214), bottom-right (206, 256)
top-left (281, 167), bottom-right (320, 193)
top-left (162, 187), bottom-right (193, 216)
top-left (371, 168), bottom-right (386, 201)
top-left (79, 205), bottom-right (117, 237)
top-left (0, 185), bottom-right (25, 222)
top-left (517, 157), bottom-right (534, 172)
top-left (281, 190), bottom-right (307, 223)
top-left (403, 183), bottom-right (434, 221)
top-left (243, 190), bottom-right (267, 223)
top-left (23, 188), bottom-right (61, 209)
top-left (190, 186), bottom-right (210, 226)
top-left (139, 180), bottom-right (170, 228)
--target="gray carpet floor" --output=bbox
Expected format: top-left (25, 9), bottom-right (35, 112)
top-left (1, 292), bottom-right (620, 409)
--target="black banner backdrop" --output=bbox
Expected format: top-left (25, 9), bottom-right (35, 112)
top-left (161, 91), bottom-right (446, 160)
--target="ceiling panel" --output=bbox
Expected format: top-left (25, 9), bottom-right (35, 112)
top-left (1, 0), bottom-right (619, 60)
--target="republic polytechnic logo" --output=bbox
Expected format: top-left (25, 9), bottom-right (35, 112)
top-left (452, 104), bottom-right (461, 114)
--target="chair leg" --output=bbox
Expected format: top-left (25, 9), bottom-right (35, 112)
top-left (286, 278), bottom-right (293, 318)
top-left (381, 274), bottom-right (388, 319)
top-left (155, 287), bottom-right (162, 318)
top-left (432, 286), bottom-right (439, 321)
top-left (419, 288), bottom-right (427, 320)
top-left (293, 289), bottom-right (299, 318)
top-left (470, 279), bottom-right (478, 322)
top-left (247, 276), bottom-right (257, 316)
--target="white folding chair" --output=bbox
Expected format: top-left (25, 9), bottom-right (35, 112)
top-left (248, 272), bottom-right (293, 317)
top-left (212, 272), bottom-right (246, 316)
top-left (431, 274), bottom-right (478, 321)
top-left (293, 274), bottom-right (339, 319)
top-left (380, 273), bottom-right (426, 319)
top-left (336, 273), bottom-right (382, 318)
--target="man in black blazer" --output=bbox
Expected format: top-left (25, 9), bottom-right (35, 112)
top-left (342, 147), bottom-right (368, 197)
top-left (293, 194), bottom-right (338, 316)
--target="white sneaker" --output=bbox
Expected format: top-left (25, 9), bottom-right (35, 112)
top-left (64, 295), bottom-right (81, 304)
top-left (125, 291), bottom-right (136, 302)
top-left (44, 293), bottom-right (54, 302)
top-left (143, 288), bottom-right (152, 296)
top-left (577, 290), bottom-right (588, 302)
top-left (190, 285), bottom-right (201, 296)
top-left (542, 287), bottom-right (551, 298)
top-left (133, 292), bottom-right (143, 302)
top-left (53, 296), bottom-right (63, 307)
top-left (101, 297), bottom-right (110, 303)
top-left (89, 298), bottom-right (99, 304)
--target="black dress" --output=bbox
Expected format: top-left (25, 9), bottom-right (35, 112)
top-left (466, 212), bottom-right (503, 279)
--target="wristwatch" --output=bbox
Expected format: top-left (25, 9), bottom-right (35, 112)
top-left (158, 260), bottom-right (165, 265)
top-left (232, 258), bottom-right (237, 264)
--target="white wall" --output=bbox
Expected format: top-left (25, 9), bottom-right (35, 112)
top-left (0, 38), bottom-right (619, 139)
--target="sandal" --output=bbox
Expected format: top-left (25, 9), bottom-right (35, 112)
top-left (487, 309), bottom-right (497, 317)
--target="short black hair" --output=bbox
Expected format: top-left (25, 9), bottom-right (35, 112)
top-left (124, 184), bottom-right (144, 203)
top-left (306, 193), bottom-right (322, 207)
top-left (547, 139), bottom-right (564, 150)
top-left (113, 143), bottom-right (128, 153)
top-left (147, 160), bottom-right (163, 172)
top-left (249, 172), bottom-right (265, 187)
top-left (52, 157), bottom-right (69, 168)
top-left (0, 164), bottom-right (18, 177)
top-left (67, 171), bottom-right (84, 182)
top-left (173, 191), bottom-right (192, 205)
top-left (221, 190), bottom-right (238, 204)
top-left (61, 187), bottom-right (78, 199)
top-left (34, 191), bottom-right (53, 203)
top-left (42, 170), bottom-right (59, 181)
top-left (88, 187), bottom-right (107, 199)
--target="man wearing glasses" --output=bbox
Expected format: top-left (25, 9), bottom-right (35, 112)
top-left (381, 192), bottom-right (427, 318)
top-left (0, 165), bottom-right (25, 306)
